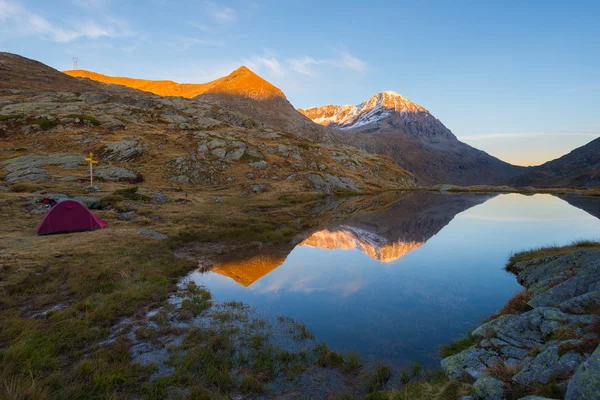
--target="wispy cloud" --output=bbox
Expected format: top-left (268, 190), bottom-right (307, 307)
top-left (188, 21), bottom-right (211, 32)
top-left (287, 56), bottom-right (322, 75)
top-left (245, 51), bottom-right (285, 76)
top-left (0, 0), bottom-right (136, 42)
top-left (332, 47), bottom-right (368, 72)
top-left (287, 48), bottom-right (368, 76)
top-left (204, 1), bottom-right (236, 24)
top-left (166, 35), bottom-right (224, 51)
top-left (71, 0), bottom-right (107, 8)
top-left (463, 132), bottom-right (599, 141)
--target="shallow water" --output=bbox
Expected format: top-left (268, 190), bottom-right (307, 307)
top-left (187, 192), bottom-right (600, 368)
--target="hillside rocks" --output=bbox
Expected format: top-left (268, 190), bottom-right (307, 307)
top-left (1, 52), bottom-right (418, 195)
top-left (102, 138), bottom-right (146, 162)
top-left (1, 153), bottom-right (83, 171)
top-left (441, 250), bottom-right (600, 399)
top-left (94, 167), bottom-right (137, 182)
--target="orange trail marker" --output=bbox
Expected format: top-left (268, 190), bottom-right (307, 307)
top-left (84, 152), bottom-right (98, 188)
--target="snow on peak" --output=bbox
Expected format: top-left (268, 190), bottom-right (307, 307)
top-left (298, 91), bottom-right (429, 130)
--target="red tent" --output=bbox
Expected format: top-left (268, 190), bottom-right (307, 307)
top-left (37, 200), bottom-right (107, 235)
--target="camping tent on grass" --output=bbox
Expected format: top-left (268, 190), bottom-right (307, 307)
top-left (37, 200), bottom-right (107, 235)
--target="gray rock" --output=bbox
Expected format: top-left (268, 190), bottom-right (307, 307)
top-left (441, 347), bottom-right (488, 379)
top-left (152, 192), bottom-right (168, 204)
top-left (559, 291), bottom-right (600, 314)
top-left (118, 211), bottom-right (135, 220)
top-left (211, 196), bottom-right (223, 203)
top-left (249, 160), bottom-right (267, 169)
top-left (138, 228), bottom-right (168, 240)
top-left (5, 168), bottom-right (50, 183)
top-left (251, 184), bottom-right (266, 194)
top-left (519, 251), bottom-right (600, 307)
top-left (102, 138), bottom-right (146, 162)
top-left (2, 153), bottom-right (84, 171)
top-left (501, 345), bottom-right (529, 360)
top-left (0, 185), bottom-right (9, 191)
top-left (565, 345), bottom-right (600, 399)
top-left (473, 375), bottom-right (504, 400)
top-left (94, 167), bottom-right (137, 181)
top-left (513, 345), bottom-right (560, 385)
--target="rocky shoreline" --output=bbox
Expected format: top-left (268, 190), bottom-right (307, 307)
top-left (441, 249), bottom-right (600, 399)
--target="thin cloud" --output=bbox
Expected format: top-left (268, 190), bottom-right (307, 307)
top-left (463, 132), bottom-right (599, 141)
top-left (188, 21), bottom-right (211, 32)
top-left (167, 35), bottom-right (224, 51)
top-left (287, 48), bottom-right (368, 76)
top-left (204, 1), bottom-right (236, 24)
top-left (71, 0), bottom-right (107, 8)
top-left (245, 51), bottom-right (285, 77)
top-left (287, 56), bottom-right (322, 75)
top-left (0, 0), bottom-right (136, 42)
top-left (333, 48), bottom-right (368, 72)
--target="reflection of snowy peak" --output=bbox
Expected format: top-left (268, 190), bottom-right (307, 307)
top-left (299, 225), bottom-right (424, 263)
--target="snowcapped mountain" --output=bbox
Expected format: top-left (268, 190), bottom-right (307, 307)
top-left (299, 91), bottom-right (455, 142)
top-left (300, 91), bottom-right (525, 185)
top-left (300, 91), bottom-right (426, 129)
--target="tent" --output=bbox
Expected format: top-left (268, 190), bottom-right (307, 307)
top-left (37, 200), bottom-right (107, 235)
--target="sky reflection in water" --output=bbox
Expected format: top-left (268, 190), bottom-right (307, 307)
top-left (188, 193), bottom-right (600, 368)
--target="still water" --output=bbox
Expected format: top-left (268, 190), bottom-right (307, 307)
top-left (188, 192), bottom-right (600, 368)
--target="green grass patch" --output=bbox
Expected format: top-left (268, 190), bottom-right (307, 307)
top-left (112, 186), bottom-right (150, 201)
top-left (33, 117), bottom-right (58, 130)
top-left (364, 362), bottom-right (391, 393)
top-left (64, 114), bottom-right (101, 126)
top-left (440, 334), bottom-right (477, 358)
top-left (0, 114), bottom-right (24, 121)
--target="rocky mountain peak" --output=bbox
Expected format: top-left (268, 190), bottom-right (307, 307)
top-left (205, 65), bottom-right (287, 101)
top-left (362, 91), bottom-right (428, 113)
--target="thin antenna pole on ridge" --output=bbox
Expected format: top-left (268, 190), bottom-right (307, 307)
top-left (72, 56), bottom-right (79, 70)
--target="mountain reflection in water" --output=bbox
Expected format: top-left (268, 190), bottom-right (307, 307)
top-left (187, 192), bottom-right (600, 367)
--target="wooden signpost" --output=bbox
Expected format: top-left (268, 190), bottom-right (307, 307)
top-left (85, 152), bottom-right (98, 187)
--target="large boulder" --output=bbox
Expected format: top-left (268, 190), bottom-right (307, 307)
top-left (102, 137), bottom-right (146, 161)
top-left (565, 345), bottom-right (600, 400)
top-left (473, 376), bottom-right (504, 400)
top-left (94, 167), bottom-right (137, 181)
top-left (5, 168), bottom-right (50, 183)
top-left (2, 153), bottom-right (84, 171)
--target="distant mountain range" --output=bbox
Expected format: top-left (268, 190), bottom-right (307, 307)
top-left (509, 137), bottom-right (600, 189)
top-left (62, 62), bottom-right (599, 188)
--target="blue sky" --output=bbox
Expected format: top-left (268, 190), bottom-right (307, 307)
top-left (1, 0), bottom-right (598, 166)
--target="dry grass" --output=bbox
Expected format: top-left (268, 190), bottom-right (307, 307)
top-left (484, 362), bottom-right (520, 381)
top-left (505, 240), bottom-right (600, 274)
top-left (490, 291), bottom-right (533, 319)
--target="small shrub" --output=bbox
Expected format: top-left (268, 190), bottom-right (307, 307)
top-left (112, 186), bottom-right (150, 201)
top-left (364, 363), bottom-right (391, 393)
top-left (240, 374), bottom-right (263, 394)
top-left (64, 114), bottom-right (101, 126)
top-left (485, 361), bottom-right (520, 381)
top-left (98, 195), bottom-right (124, 208)
top-left (33, 117), bottom-right (58, 130)
top-left (558, 337), bottom-right (599, 356)
top-left (313, 343), bottom-right (345, 369)
top-left (440, 334), bottom-right (477, 358)
top-left (10, 182), bottom-right (39, 193)
top-left (547, 326), bottom-right (581, 341)
top-left (0, 114), bottom-right (24, 121)
top-left (491, 291), bottom-right (533, 319)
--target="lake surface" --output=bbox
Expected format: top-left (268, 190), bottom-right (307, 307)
top-left (187, 192), bottom-right (600, 368)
